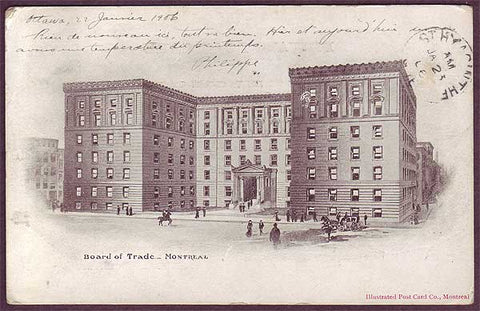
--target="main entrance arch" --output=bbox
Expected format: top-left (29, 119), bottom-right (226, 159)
top-left (231, 160), bottom-right (277, 208)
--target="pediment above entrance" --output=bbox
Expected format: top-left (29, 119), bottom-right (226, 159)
top-left (232, 160), bottom-right (268, 174)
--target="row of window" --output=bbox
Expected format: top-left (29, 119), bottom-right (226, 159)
top-left (306, 188), bottom-right (383, 202)
top-left (77, 98), bottom-right (134, 109)
top-left (76, 167), bottom-right (130, 179)
top-left (204, 154), bottom-right (291, 167)
top-left (307, 146), bottom-right (384, 161)
top-left (204, 120), bottom-right (291, 135)
top-left (306, 166), bottom-right (383, 181)
top-left (154, 135), bottom-right (195, 149)
top-left (203, 138), bottom-right (291, 151)
top-left (76, 151), bottom-right (130, 164)
top-left (165, 154), bottom-right (195, 165)
top-left (319, 207), bottom-right (384, 218)
top-left (77, 132), bottom-right (131, 145)
top-left (77, 112), bottom-right (134, 127)
top-left (307, 125), bottom-right (383, 140)
top-left (203, 107), bottom-right (292, 121)
top-left (75, 200), bottom-right (196, 210)
top-left (76, 185), bottom-right (196, 198)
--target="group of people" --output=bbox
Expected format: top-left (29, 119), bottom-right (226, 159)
top-left (238, 200), bottom-right (253, 213)
top-left (285, 209), bottom-right (313, 222)
top-left (245, 220), bottom-right (281, 248)
top-left (117, 205), bottom-right (133, 216)
top-left (194, 206), bottom-right (207, 218)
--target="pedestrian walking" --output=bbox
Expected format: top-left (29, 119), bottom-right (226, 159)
top-left (292, 210), bottom-right (297, 222)
top-left (202, 206), bottom-right (206, 217)
top-left (286, 209), bottom-right (291, 222)
top-left (300, 213), bottom-right (304, 222)
top-left (125, 207), bottom-right (129, 216)
top-left (269, 223), bottom-right (281, 248)
top-left (195, 207), bottom-right (200, 219)
top-left (336, 213), bottom-right (341, 222)
top-left (313, 211), bottom-right (318, 222)
top-left (364, 214), bottom-right (368, 226)
top-left (259, 220), bottom-right (265, 235)
top-left (246, 220), bottom-right (253, 237)
top-left (117, 205), bottom-right (121, 215)
top-left (129, 206), bottom-right (133, 216)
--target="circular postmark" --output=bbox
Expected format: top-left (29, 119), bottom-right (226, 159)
top-left (404, 26), bottom-right (473, 103)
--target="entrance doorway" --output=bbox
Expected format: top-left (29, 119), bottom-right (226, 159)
top-left (243, 176), bottom-right (257, 202)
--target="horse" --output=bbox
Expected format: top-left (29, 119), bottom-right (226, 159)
top-left (158, 215), bottom-right (172, 226)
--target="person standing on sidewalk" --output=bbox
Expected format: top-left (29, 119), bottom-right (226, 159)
top-left (195, 207), bottom-right (200, 219)
top-left (129, 206), bottom-right (133, 216)
top-left (246, 220), bottom-right (253, 237)
top-left (364, 214), bottom-right (368, 226)
top-left (117, 205), bottom-right (121, 215)
top-left (259, 220), bottom-right (265, 235)
top-left (286, 209), bottom-right (291, 222)
top-left (269, 223), bottom-right (281, 249)
top-left (202, 206), bottom-right (206, 217)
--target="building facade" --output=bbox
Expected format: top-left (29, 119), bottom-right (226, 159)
top-left (416, 142), bottom-right (440, 206)
top-left (64, 80), bottom-right (197, 213)
top-left (63, 61), bottom-right (425, 222)
top-left (25, 137), bottom-right (64, 206)
top-left (289, 61), bottom-right (418, 223)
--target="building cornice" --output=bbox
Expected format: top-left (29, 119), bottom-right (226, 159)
top-left (197, 93), bottom-right (291, 105)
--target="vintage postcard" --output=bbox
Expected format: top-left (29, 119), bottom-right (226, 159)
top-left (5, 5), bottom-right (474, 305)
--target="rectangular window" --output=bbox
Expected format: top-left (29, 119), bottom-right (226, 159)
top-left (270, 154), bottom-right (278, 166)
top-left (94, 114), bottom-right (101, 126)
top-left (91, 168), bottom-right (98, 179)
top-left (351, 207), bottom-right (360, 217)
top-left (307, 168), bottom-right (316, 180)
top-left (168, 186), bottom-right (173, 197)
top-left (225, 186), bottom-right (232, 197)
top-left (168, 169), bottom-right (174, 180)
top-left (123, 168), bottom-right (130, 179)
top-left (225, 140), bottom-right (232, 151)
top-left (307, 188), bottom-right (315, 202)
top-left (123, 187), bottom-right (129, 198)
top-left (123, 151), bottom-right (130, 162)
top-left (373, 146), bottom-right (383, 159)
top-left (270, 138), bottom-right (278, 150)
top-left (329, 86), bottom-right (338, 97)
top-left (189, 140), bottom-right (194, 150)
top-left (110, 113), bottom-right (117, 125)
top-left (309, 103), bottom-right (317, 118)
top-left (225, 155), bottom-right (231, 166)
top-left (286, 138), bottom-right (291, 149)
top-left (76, 168), bottom-right (82, 179)
top-left (168, 154), bottom-right (174, 165)
top-left (92, 134), bottom-right (98, 145)
top-left (374, 98), bottom-right (382, 115)
top-left (256, 109), bottom-right (263, 118)
top-left (203, 200), bottom-right (210, 207)
top-left (180, 155), bottom-right (185, 165)
top-left (204, 140), bottom-right (210, 151)
top-left (189, 170), bottom-right (194, 180)
top-left (76, 135), bottom-right (82, 144)
top-left (78, 101), bottom-right (85, 109)
top-left (329, 188), bottom-right (337, 201)
top-left (106, 168), bottom-right (114, 179)
top-left (204, 111), bottom-right (210, 119)
top-left (351, 147), bottom-right (360, 160)
top-left (373, 84), bottom-right (383, 94)
top-left (350, 126), bottom-right (360, 138)
top-left (105, 203), bottom-right (113, 210)
top-left (226, 123), bottom-right (233, 135)
top-left (373, 166), bottom-right (383, 180)
top-left (372, 208), bottom-right (382, 217)
top-left (225, 171), bottom-right (232, 180)
top-left (189, 156), bottom-right (194, 166)
top-left (204, 186), bottom-right (210, 196)
top-left (204, 170), bottom-right (210, 180)
top-left (328, 147), bottom-right (337, 160)
top-left (91, 202), bottom-right (97, 210)
top-left (272, 108), bottom-right (280, 118)
top-left (180, 186), bottom-right (185, 196)
top-left (307, 128), bottom-right (316, 140)
top-left (373, 189), bottom-right (382, 202)
top-left (154, 187), bottom-right (160, 198)
top-left (255, 139), bottom-right (262, 151)
top-left (76, 152), bottom-right (82, 163)
top-left (154, 169), bottom-right (159, 179)
top-left (241, 123), bottom-right (248, 134)
top-left (123, 133), bottom-right (130, 144)
top-left (91, 152), bottom-right (98, 163)
top-left (242, 110), bottom-right (248, 119)
top-left (75, 202), bottom-right (82, 209)
top-left (204, 155), bottom-right (210, 166)
top-left (373, 125), bottom-right (383, 138)
top-left (78, 115), bottom-right (85, 126)
top-left (240, 155), bottom-right (247, 165)
top-left (107, 151), bottom-right (114, 163)
top-left (153, 135), bottom-right (160, 146)
top-left (94, 99), bottom-right (101, 107)
top-left (168, 137), bottom-right (174, 147)
top-left (106, 186), bottom-right (113, 197)
top-left (190, 186), bottom-right (195, 195)
top-left (286, 170), bottom-right (291, 181)
top-left (307, 147), bottom-right (316, 160)
top-left (329, 127), bottom-right (338, 139)
top-left (240, 140), bottom-right (246, 151)
top-left (180, 139), bottom-right (185, 149)
top-left (154, 153), bottom-right (160, 164)
top-left (285, 154), bottom-right (291, 166)
top-left (76, 186), bottom-right (82, 197)
top-left (351, 189), bottom-right (359, 201)
top-left (256, 121), bottom-right (263, 134)
top-left (352, 101), bottom-right (361, 117)
top-left (204, 122), bottom-right (210, 135)
top-left (126, 113), bottom-right (133, 125)
top-left (330, 103), bottom-right (338, 117)
top-left (254, 155), bottom-right (261, 165)
top-left (351, 85), bottom-right (361, 96)
top-left (329, 167), bottom-right (337, 180)
top-left (352, 167), bottom-right (360, 180)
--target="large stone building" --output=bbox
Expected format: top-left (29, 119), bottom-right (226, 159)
top-left (289, 61), bottom-right (418, 223)
top-left (64, 60), bottom-right (431, 222)
top-left (25, 137), bottom-right (64, 207)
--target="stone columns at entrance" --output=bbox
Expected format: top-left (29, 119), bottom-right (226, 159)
top-left (239, 177), bottom-right (244, 202)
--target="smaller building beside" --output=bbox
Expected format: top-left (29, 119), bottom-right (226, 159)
top-left (416, 142), bottom-right (440, 206)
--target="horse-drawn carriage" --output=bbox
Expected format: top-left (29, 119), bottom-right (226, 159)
top-left (321, 215), bottom-right (361, 231)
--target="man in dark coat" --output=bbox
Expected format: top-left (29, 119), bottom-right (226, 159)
top-left (129, 206), bottom-right (133, 216)
top-left (313, 211), bottom-right (318, 222)
top-left (202, 206), bottom-right (206, 217)
top-left (195, 207), bottom-right (200, 219)
top-left (286, 209), bottom-right (291, 222)
top-left (259, 220), bottom-right (265, 235)
top-left (117, 205), bottom-right (121, 215)
top-left (269, 223), bottom-right (281, 248)
top-left (364, 214), bottom-right (368, 226)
